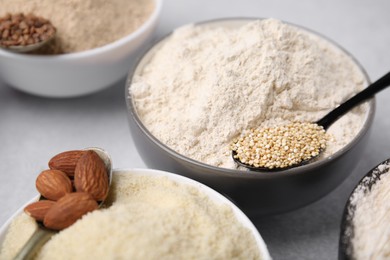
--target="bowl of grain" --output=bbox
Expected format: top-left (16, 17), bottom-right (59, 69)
top-left (0, 0), bottom-right (162, 98)
top-left (126, 18), bottom-right (375, 217)
top-left (0, 168), bottom-right (271, 259)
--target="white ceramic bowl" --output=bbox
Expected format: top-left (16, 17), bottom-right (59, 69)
top-left (0, 0), bottom-right (163, 98)
top-left (0, 168), bottom-right (271, 259)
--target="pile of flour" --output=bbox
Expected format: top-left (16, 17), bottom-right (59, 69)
top-left (0, 172), bottom-right (263, 259)
top-left (130, 19), bottom-right (367, 169)
top-left (0, 0), bottom-right (155, 53)
top-left (346, 163), bottom-right (390, 259)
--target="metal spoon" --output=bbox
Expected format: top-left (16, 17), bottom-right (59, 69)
top-left (233, 71), bottom-right (390, 171)
top-left (13, 147), bottom-right (112, 260)
top-left (1, 34), bottom-right (55, 53)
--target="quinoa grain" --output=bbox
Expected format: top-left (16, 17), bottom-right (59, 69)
top-left (231, 122), bottom-right (328, 169)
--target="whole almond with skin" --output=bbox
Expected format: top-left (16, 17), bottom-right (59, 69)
top-left (44, 192), bottom-right (98, 230)
top-left (36, 169), bottom-right (73, 201)
top-left (74, 150), bottom-right (109, 201)
top-left (49, 150), bottom-right (86, 177)
top-left (24, 200), bottom-right (55, 222)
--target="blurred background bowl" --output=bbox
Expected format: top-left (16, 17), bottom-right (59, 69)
top-left (125, 18), bottom-right (375, 217)
top-left (0, 0), bottom-right (162, 98)
top-left (339, 158), bottom-right (390, 259)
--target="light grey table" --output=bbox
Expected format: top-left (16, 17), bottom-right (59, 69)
top-left (1, 1), bottom-right (389, 259)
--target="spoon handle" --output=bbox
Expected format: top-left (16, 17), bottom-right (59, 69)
top-left (317, 71), bottom-right (390, 129)
top-left (13, 227), bottom-right (55, 260)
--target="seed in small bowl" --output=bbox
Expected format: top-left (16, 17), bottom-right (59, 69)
top-left (0, 13), bottom-right (56, 49)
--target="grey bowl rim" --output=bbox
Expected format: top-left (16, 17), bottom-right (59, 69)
top-left (125, 17), bottom-right (376, 180)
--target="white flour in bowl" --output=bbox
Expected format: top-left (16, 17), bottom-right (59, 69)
top-left (130, 19), bottom-right (368, 169)
top-left (0, 0), bottom-right (155, 53)
top-left (0, 172), bottom-right (264, 259)
top-left (346, 162), bottom-right (390, 259)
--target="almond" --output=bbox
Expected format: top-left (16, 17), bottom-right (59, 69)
top-left (24, 200), bottom-right (55, 222)
top-left (74, 150), bottom-right (109, 201)
top-left (48, 150), bottom-right (86, 177)
top-left (43, 192), bottom-right (98, 230)
top-left (36, 169), bottom-right (73, 201)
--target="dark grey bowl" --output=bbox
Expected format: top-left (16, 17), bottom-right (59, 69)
top-left (339, 158), bottom-right (390, 259)
top-left (125, 18), bottom-right (375, 217)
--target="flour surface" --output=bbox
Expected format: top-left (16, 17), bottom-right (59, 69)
top-left (348, 164), bottom-right (390, 259)
top-left (131, 19), bottom-right (367, 168)
top-left (0, 173), bottom-right (263, 260)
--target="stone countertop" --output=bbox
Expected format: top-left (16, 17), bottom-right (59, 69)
top-left (1, 0), bottom-right (390, 259)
